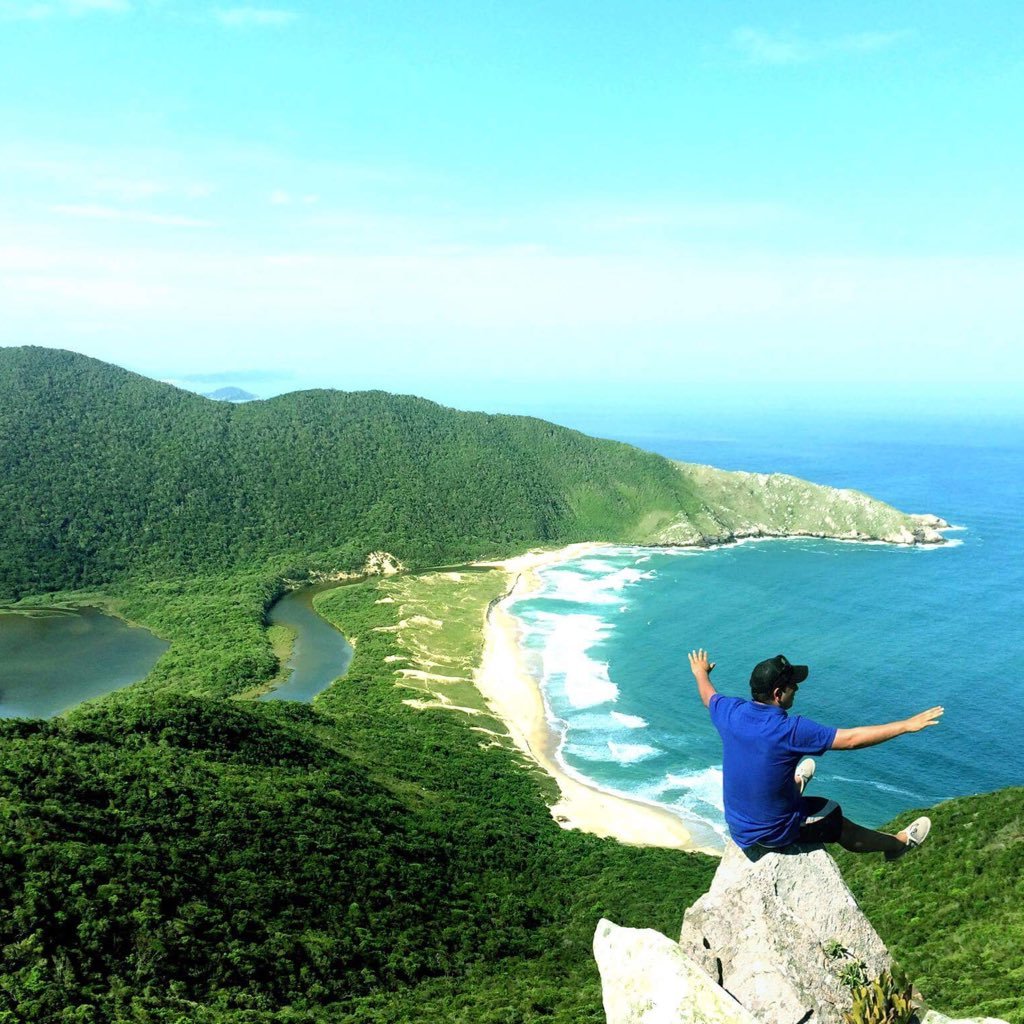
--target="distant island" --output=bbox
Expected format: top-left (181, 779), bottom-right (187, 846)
top-left (203, 385), bottom-right (258, 402)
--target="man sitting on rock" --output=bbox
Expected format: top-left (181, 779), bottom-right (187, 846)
top-left (688, 649), bottom-right (943, 858)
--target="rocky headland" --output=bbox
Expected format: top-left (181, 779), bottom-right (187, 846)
top-left (651, 463), bottom-right (950, 548)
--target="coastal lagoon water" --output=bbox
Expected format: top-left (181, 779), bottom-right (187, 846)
top-left (510, 416), bottom-right (1024, 841)
top-left (0, 607), bottom-right (168, 718)
top-left (260, 584), bottom-right (354, 703)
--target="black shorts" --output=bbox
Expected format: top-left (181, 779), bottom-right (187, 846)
top-left (795, 796), bottom-right (844, 844)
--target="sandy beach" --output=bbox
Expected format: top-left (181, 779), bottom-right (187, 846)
top-left (474, 543), bottom-right (720, 855)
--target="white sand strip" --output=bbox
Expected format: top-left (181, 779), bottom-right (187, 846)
top-left (474, 544), bottom-right (718, 854)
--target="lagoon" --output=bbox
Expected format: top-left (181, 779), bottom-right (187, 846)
top-left (0, 606), bottom-right (169, 719)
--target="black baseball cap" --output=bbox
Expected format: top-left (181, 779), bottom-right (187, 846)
top-left (750, 655), bottom-right (809, 698)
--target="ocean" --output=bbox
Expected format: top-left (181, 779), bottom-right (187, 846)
top-left (508, 414), bottom-right (1024, 844)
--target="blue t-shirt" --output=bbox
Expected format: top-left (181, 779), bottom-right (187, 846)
top-left (709, 693), bottom-right (837, 848)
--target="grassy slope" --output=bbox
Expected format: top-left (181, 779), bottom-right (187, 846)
top-left (836, 789), bottom-right (1024, 1023)
top-left (345, 568), bottom-right (506, 715)
top-left (661, 462), bottom-right (940, 544)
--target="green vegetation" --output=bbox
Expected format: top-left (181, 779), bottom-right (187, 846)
top-left (0, 346), bottom-right (938, 604)
top-left (836, 789), bottom-right (1024, 1023)
top-left (666, 462), bottom-right (944, 546)
top-left (844, 966), bottom-right (915, 1024)
top-left (0, 576), bottom-right (716, 1023)
top-left (0, 347), bottom-right (705, 601)
top-left (351, 568), bottom-right (507, 713)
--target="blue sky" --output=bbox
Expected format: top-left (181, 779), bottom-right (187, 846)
top-left (2, 0), bottom-right (1022, 423)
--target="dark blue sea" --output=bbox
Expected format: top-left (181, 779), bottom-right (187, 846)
top-left (509, 414), bottom-right (1024, 844)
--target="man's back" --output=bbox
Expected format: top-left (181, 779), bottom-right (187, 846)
top-left (709, 693), bottom-right (836, 848)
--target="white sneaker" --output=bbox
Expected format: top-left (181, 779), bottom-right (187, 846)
top-left (795, 758), bottom-right (816, 789)
top-left (886, 816), bottom-right (932, 861)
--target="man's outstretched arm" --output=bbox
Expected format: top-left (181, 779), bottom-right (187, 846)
top-left (831, 706), bottom-right (944, 750)
top-left (688, 648), bottom-right (717, 708)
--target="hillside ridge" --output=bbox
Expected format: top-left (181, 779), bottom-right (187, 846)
top-left (0, 346), bottom-right (945, 601)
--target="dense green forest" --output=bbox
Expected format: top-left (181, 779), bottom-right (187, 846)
top-left (0, 580), bottom-right (716, 1023)
top-left (0, 347), bottom-right (706, 600)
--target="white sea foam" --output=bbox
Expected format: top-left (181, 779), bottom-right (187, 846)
top-left (550, 755), bottom-right (725, 845)
top-left (539, 562), bottom-right (656, 606)
top-left (524, 611), bottom-right (619, 708)
top-left (829, 774), bottom-right (921, 799)
top-left (610, 711), bottom-right (648, 729)
top-left (562, 662), bottom-right (618, 708)
top-left (606, 741), bottom-right (660, 765)
top-left (647, 767), bottom-right (725, 813)
top-left (576, 558), bottom-right (622, 573)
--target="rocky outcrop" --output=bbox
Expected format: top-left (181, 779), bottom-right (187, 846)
top-left (594, 918), bottom-right (758, 1024)
top-left (362, 550), bottom-right (403, 575)
top-left (920, 1012), bottom-right (1009, 1024)
top-left (283, 551), bottom-right (405, 588)
top-left (678, 842), bottom-right (890, 1024)
top-left (652, 463), bottom-right (950, 547)
top-left (594, 842), bottom-right (1009, 1024)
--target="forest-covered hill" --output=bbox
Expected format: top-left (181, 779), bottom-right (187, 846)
top-left (0, 346), bottom-right (704, 598)
top-left (0, 576), bottom-right (718, 1024)
top-left (3, 345), bottom-right (1003, 1024)
top-left (0, 346), bottom-right (938, 602)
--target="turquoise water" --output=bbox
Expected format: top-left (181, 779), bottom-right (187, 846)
top-left (510, 416), bottom-right (1024, 843)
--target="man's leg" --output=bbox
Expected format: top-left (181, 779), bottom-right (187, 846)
top-left (837, 817), bottom-right (906, 856)
top-left (799, 797), bottom-right (929, 858)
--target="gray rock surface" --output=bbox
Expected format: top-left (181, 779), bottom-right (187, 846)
top-left (678, 841), bottom-right (891, 1024)
top-left (593, 844), bottom-right (1010, 1024)
top-left (594, 918), bottom-right (758, 1024)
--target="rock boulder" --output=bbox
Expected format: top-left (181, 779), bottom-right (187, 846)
top-left (678, 841), bottom-right (891, 1024)
top-left (594, 918), bottom-right (758, 1024)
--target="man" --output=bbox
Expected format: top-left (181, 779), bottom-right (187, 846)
top-left (689, 648), bottom-right (943, 858)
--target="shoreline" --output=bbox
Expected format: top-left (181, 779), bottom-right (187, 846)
top-left (474, 543), bottom-right (721, 855)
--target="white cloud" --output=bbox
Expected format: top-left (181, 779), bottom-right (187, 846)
top-left (732, 27), bottom-right (909, 66)
top-left (564, 200), bottom-right (791, 234)
top-left (213, 6), bottom-right (298, 27)
top-left (269, 189), bottom-right (321, 206)
top-left (51, 203), bottom-right (212, 227)
top-left (67, 0), bottom-right (129, 10)
top-left (0, 0), bottom-right (129, 17)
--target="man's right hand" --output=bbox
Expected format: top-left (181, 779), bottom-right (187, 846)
top-left (688, 649), bottom-right (715, 677)
top-left (904, 706), bottom-right (945, 732)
